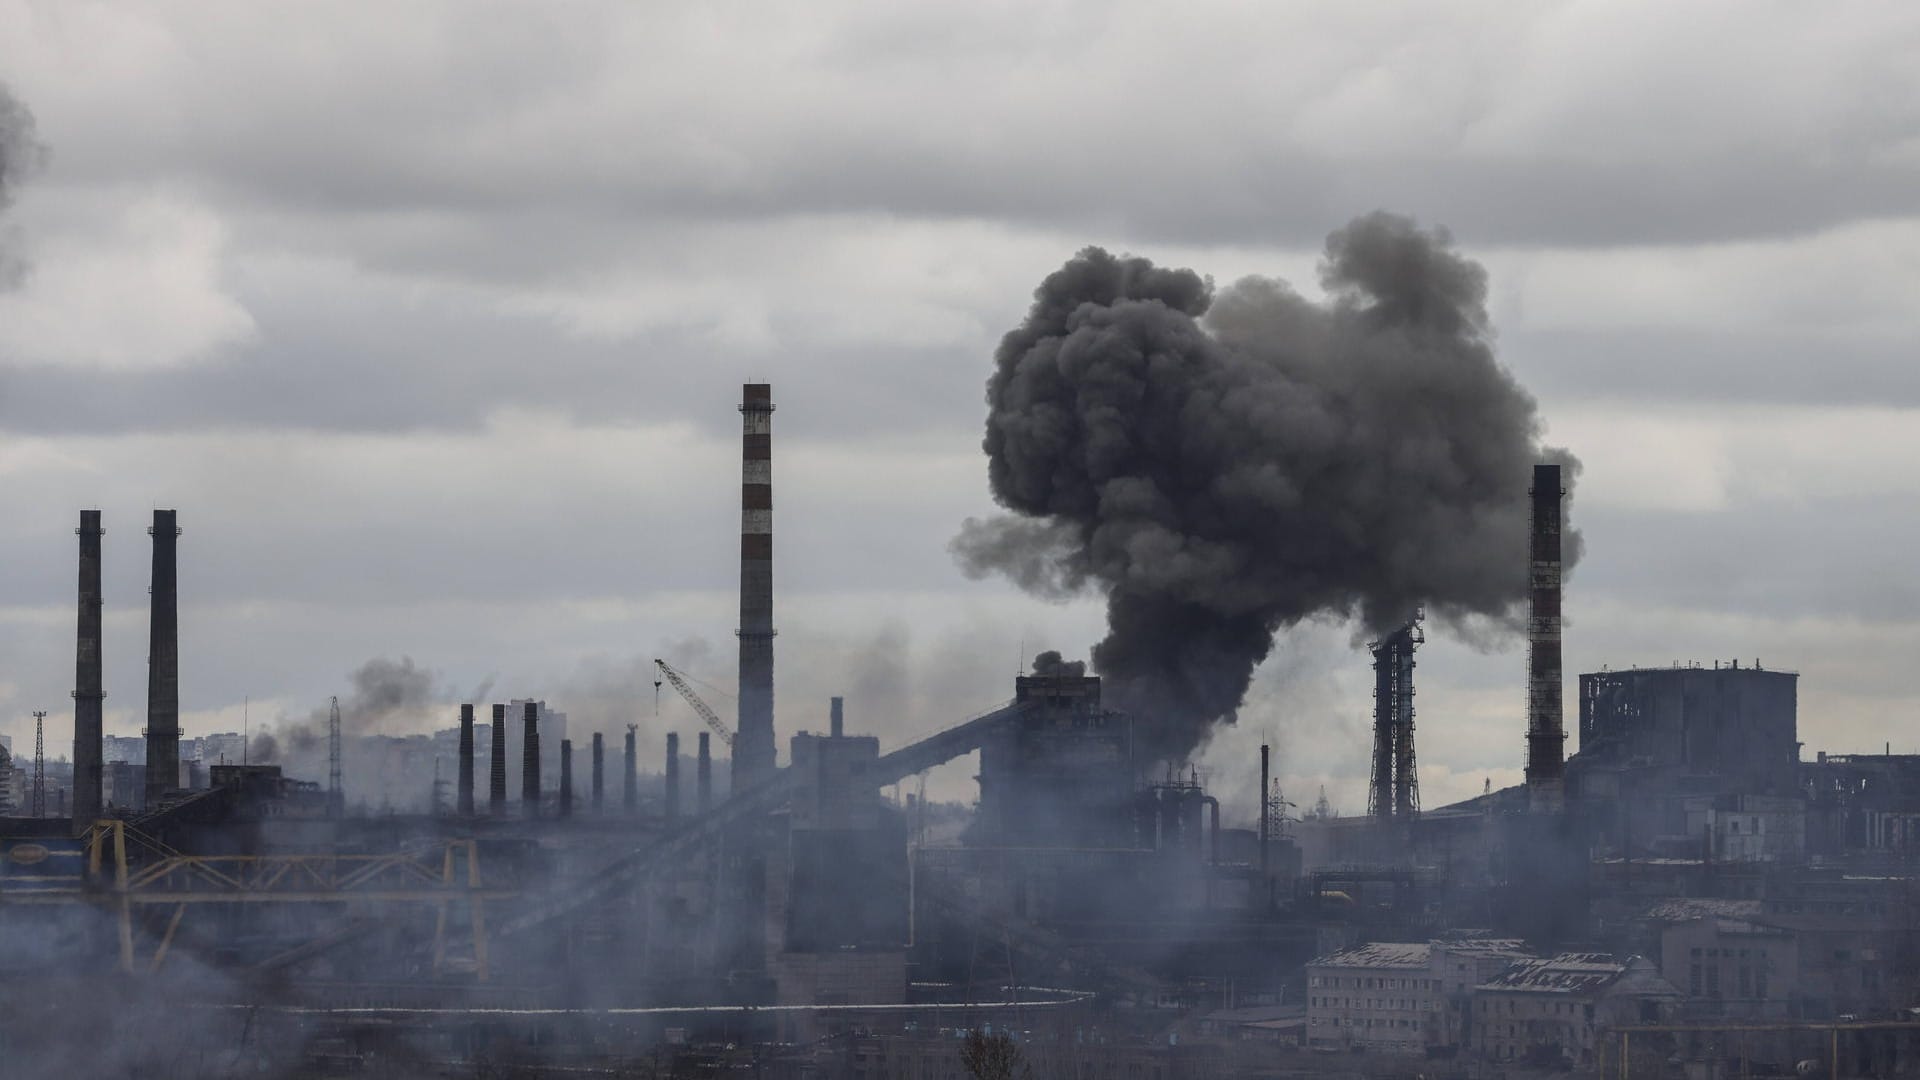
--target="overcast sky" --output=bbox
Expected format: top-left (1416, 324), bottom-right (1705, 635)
top-left (3, 2), bottom-right (1919, 815)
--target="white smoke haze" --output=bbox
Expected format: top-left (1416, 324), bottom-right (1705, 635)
top-left (957, 212), bottom-right (1581, 762)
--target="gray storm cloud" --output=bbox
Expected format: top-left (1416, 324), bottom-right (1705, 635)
top-left (954, 212), bottom-right (1580, 762)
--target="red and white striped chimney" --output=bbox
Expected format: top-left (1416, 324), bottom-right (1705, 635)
top-left (735, 383), bottom-right (777, 784)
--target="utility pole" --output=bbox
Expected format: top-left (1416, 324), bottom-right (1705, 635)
top-left (328, 695), bottom-right (344, 818)
top-left (32, 711), bottom-right (47, 817)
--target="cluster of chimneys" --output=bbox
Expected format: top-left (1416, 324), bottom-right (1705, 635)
top-left (450, 704), bottom-right (713, 820)
top-left (67, 508), bottom-right (181, 829)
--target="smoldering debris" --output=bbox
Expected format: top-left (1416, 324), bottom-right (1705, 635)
top-left (956, 212), bottom-right (1579, 762)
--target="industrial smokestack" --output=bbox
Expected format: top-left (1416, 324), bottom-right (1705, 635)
top-left (522, 701), bottom-right (541, 817)
top-left (623, 726), bottom-right (637, 813)
top-left (457, 704), bottom-right (475, 816)
top-left (1368, 644), bottom-right (1395, 820)
top-left (144, 509), bottom-right (181, 807)
top-left (489, 703), bottom-right (507, 815)
top-left (735, 382), bottom-right (777, 786)
top-left (697, 732), bottom-right (712, 814)
top-left (559, 738), bottom-right (574, 820)
top-left (1258, 743), bottom-right (1270, 878)
top-left (829, 696), bottom-right (844, 738)
top-left (72, 510), bottom-right (104, 827)
top-left (591, 732), bottom-right (604, 814)
top-left (1526, 463), bottom-right (1567, 812)
top-left (665, 732), bottom-right (681, 822)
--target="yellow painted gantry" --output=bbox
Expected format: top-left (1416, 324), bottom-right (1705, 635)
top-left (2, 821), bottom-right (511, 979)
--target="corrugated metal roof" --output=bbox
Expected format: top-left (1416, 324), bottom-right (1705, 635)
top-left (1478, 953), bottom-right (1625, 995)
top-left (1645, 897), bottom-right (1763, 921)
top-left (1308, 942), bottom-right (1431, 968)
top-left (1435, 938), bottom-right (1531, 957)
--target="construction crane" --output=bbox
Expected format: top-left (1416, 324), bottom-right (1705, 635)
top-left (653, 659), bottom-right (734, 749)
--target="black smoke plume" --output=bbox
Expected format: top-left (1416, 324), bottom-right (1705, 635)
top-left (955, 212), bottom-right (1579, 762)
top-left (260, 656), bottom-right (441, 762)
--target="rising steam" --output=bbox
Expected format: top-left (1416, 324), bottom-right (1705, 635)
top-left (955, 212), bottom-right (1579, 762)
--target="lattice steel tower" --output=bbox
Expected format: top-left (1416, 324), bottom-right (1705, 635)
top-left (1366, 611), bottom-right (1424, 819)
top-left (32, 711), bottom-right (47, 817)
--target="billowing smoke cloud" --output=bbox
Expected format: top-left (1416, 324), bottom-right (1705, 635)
top-left (955, 212), bottom-right (1579, 762)
top-left (261, 656), bottom-right (442, 761)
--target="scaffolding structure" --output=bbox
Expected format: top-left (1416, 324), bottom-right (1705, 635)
top-left (1367, 611), bottom-right (1424, 819)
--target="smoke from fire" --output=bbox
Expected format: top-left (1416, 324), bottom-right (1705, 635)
top-left (955, 212), bottom-right (1580, 762)
top-left (0, 82), bottom-right (43, 282)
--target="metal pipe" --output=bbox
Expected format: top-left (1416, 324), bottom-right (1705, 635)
top-left (489, 704), bottom-right (507, 815)
top-left (457, 704), bottom-right (475, 816)
top-left (72, 510), bottom-right (105, 828)
top-left (1202, 796), bottom-right (1220, 865)
top-left (144, 509), bottom-right (181, 807)
top-left (522, 701), bottom-right (540, 817)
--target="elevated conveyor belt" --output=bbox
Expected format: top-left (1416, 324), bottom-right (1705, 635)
top-left (497, 701), bottom-right (1023, 937)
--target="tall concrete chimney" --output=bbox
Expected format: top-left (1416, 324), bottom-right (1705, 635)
top-left (558, 738), bottom-right (574, 819)
top-left (623, 726), bottom-right (637, 812)
top-left (457, 704), bottom-right (475, 816)
top-left (735, 383), bottom-right (777, 786)
top-left (665, 732), bottom-right (681, 821)
top-left (1525, 463), bottom-right (1567, 813)
top-left (522, 701), bottom-right (541, 817)
top-left (489, 703), bottom-right (507, 815)
top-left (144, 509), bottom-right (181, 807)
top-left (72, 510), bottom-right (104, 827)
top-left (829, 696), bottom-right (844, 738)
top-left (591, 732), bottom-right (605, 813)
top-left (697, 731), bottom-right (712, 814)
top-left (1258, 743), bottom-right (1270, 878)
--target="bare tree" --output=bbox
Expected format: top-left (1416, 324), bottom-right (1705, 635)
top-left (961, 1030), bottom-right (1032, 1080)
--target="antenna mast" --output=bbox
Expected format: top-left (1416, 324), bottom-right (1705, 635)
top-left (328, 695), bottom-right (344, 817)
top-left (31, 711), bottom-right (47, 817)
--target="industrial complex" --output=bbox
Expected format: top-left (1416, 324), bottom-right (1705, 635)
top-left (3, 384), bottom-right (1918, 1079)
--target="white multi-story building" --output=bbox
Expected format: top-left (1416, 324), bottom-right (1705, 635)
top-left (1308, 938), bottom-right (1535, 1055)
top-left (1307, 942), bottom-right (1442, 1054)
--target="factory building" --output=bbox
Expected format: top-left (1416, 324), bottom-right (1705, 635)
top-left (1471, 954), bottom-right (1679, 1067)
top-left (1306, 938), bottom-right (1533, 1055)
top-left (12, 379), bottom-right (1920, 1078)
